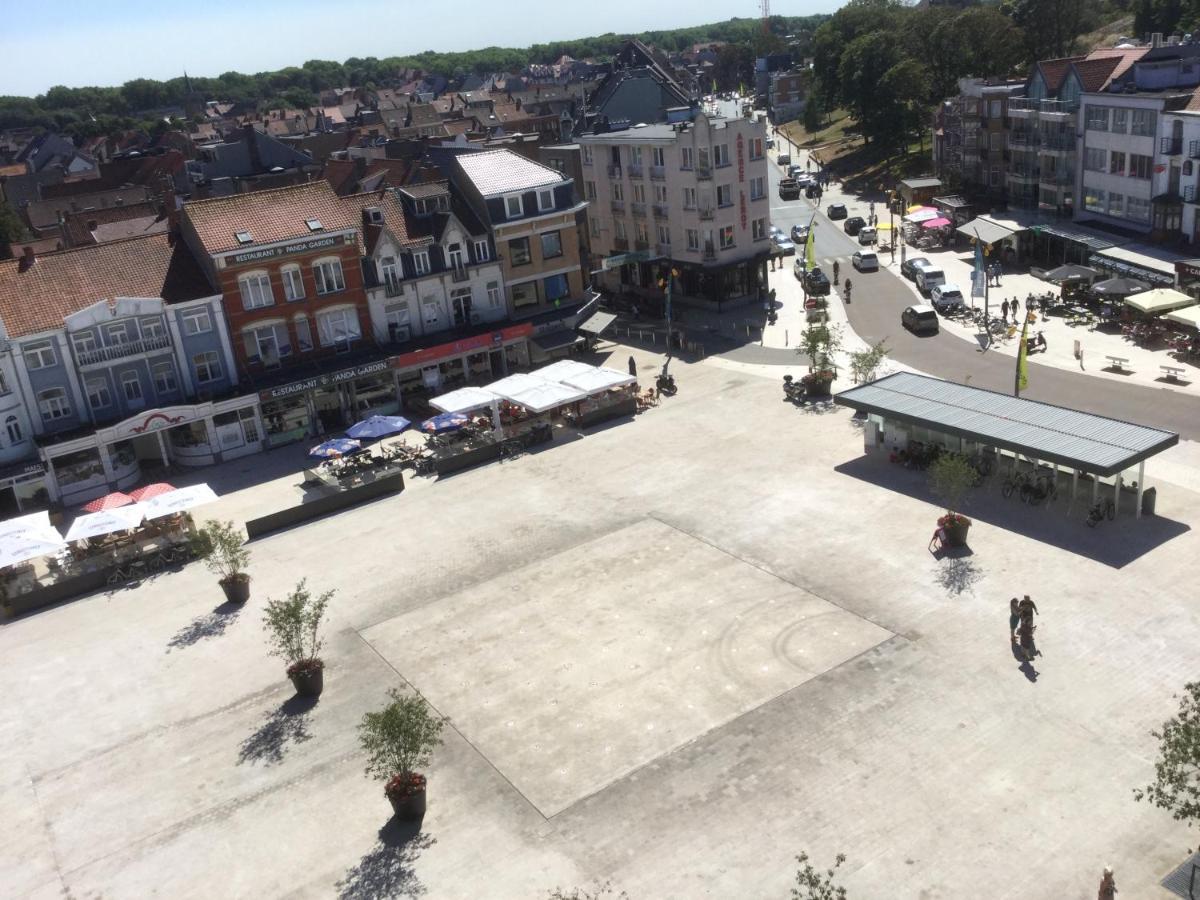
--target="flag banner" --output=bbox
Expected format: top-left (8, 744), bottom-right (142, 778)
top-left (805, 219), bottom-right (817, 272)
top-left (971, 239), bottom-right (986, 299)
top-left (1016, 312), bottom-right (1030, 394)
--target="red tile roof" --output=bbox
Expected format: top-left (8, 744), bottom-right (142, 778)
top-left (62, 201), bottom-right (163, 246)
top-left (1072, 57), bottom-right (1123, 92)
top-left (337, 190), bottom-right (427, 254)
top-left (1084, 47), bottom-right (1147, 83)
top-left (1036, 56), bottom-right (1085, 93)
top-left (183, 181), bottom-right (361, 257)
top-left (0, 234), bottom-right (211, 338)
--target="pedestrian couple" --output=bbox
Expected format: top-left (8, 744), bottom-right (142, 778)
top-left (988, 262), bottom-right (1002, 286)
top-left (1010, 595), bottom-right (1039, 661)
top-left (1000, 297), bottom-right (1021, 323)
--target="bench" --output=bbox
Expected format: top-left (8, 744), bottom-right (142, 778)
top-left (1105, 355), bottom-right (1130, 372)
top-left (1160, 365), bottom-right (1187, 382)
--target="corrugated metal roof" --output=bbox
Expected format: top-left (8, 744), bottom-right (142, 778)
top-left (835, 372), bottom-right (1178, 475)
top-left (455, 149), bottom-right (565, 197)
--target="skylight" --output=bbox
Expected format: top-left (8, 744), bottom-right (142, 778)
top-left (306, 219), bottom-right (323, 232)
top-left (235, 231), bottom-right (253, 244)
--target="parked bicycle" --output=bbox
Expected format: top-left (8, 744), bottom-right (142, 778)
top-left (1020, 472), bottom-right (1058, 506)
top-left (1001, 469), bottom-right (1033, 499)
top-left (499, 438), bottom-right (526, 463)
top-left (1086, 497), bottom-right (1116, 527)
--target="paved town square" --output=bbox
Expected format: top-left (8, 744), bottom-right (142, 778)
top-left (2, 348), bottom-right (1197, 899)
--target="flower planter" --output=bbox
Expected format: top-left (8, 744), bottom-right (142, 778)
top-left (288, 661), bottom-right (324, 698)
top-left (942, 517), bottom-right (971, 547)
top-left (386, 774), bottom-right (427, 820)
top-left (219, 575), bottom-right (251, 604)
top-left (804, 380), bottom-right (833, 398)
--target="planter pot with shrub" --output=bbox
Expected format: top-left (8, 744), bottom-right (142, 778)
top-left (264, 580), bottom-right (332, 700)
top-left (939, 513), bottom-right (972, 547)
top-left (360, 689), bottom-right (449, 822)
top-left (192, 520), bottom-right (252, 603)
top-left (802, 372), bottom-right (835, 397)
top-left (221, 574), bottom-right (251, 604)
top-left (928, 454), bottom-right (979, 549)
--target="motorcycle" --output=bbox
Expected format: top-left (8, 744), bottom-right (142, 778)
top-left (1026, 331), bottom-right (1048, 354)
top-left (782, 374), bottom-right (803, 401)
top-left (656, 372), bottom-right (677, 395)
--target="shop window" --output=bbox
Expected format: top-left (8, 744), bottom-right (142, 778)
top-left (316, 307), bottom-right (362, 348)
top-left (86, 377), bottom-right (111, 410)
top-left (473, 239), bottom-right (490, 262)
top-left (38, 388), bottom-right (71, 421)
top-left (72, 332), bottom-right (97, 356)
top-left (509, 237), bottom-right (532, 266)
top-left (242, 323), bottom-right (292, 367)
top-left (239, 271), bottom-right (274, 310)
top-left (540, 230), bottom-right (563, 259)
top-left (193, 351), bottom-right (222, 384)
top-left (295, 316), bottom-right (314, 352)
top-left (5, 416), bottom-right (22, 444)
top-left (153, 363), bottom-right (178, 394)
top-left (313, 258), bottom-right (345, 294)
top-left (121, 372), bottom-right (144, 406)
top-left (544, 273), bottom-right (569, 302)
top-left (282, 265), bottom-right (306, 301)
top-left (182, 308), bottom-right (212, 335)
top-left (54, 448), bottom-right (103, 487)
top-left (511, 281), bottom-right (539, 308)
top-left (23, 340), bottom-right (56, 370)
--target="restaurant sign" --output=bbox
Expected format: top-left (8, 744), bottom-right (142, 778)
top-left (1176, 260), bottom-right (1200, 280)
top-left (261, 359), bottom-right (392, 401)
top-left (228, 234), bottom-right (346, 266)
top-left (736, 133), bottom-right (745, 183)
top-left (392, 322), bottom-right (535, 370)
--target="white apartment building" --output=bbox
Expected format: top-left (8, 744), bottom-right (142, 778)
top-left (1158, 108), bottom-right (1200, 243)
top-left (1076, 93), bottom-right (1165, 231)
top-left (577, 110), bottom-right (771, 309)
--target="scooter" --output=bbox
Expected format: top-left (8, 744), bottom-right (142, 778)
top-left (1026, 331), bottom-right (1048, 353)
top-left (782, 374), bottom-right (803, 401)
top-left (656, 372), bottom-right (677, 395)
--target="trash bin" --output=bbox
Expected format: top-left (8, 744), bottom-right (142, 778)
top-left (1141, 486), bottom-right (1156, 516)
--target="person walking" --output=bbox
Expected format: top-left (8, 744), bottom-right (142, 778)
top-left (1001, 298), bottom-right (1010, 322)
top-left (628, 356), bottom-right (637, 378)
top-left (1011, 296), bottom-right (1021, 320)
top-left (832, 260), bottom-right (840, 285)
top-left (1009, 598), bottom-right (1020, 644)
top-left (1098, 866), bottom-right (1116, 900)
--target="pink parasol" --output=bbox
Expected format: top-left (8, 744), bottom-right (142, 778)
top-left (129, 482), bottom-right (176, 502)
top-left (81, 491), bottom-right (135, 512)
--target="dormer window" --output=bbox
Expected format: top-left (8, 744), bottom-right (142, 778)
top-left (537, 188), bottom-right (554, 211)
top-left (505, 195), bottom-right (523, 218)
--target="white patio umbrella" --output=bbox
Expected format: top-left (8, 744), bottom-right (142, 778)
top-left (1125, 288), bottom-right (1195, 315)
top-left (64, 504), bottom-right (146, 541)
top-left (904, 209), bottom-right (939, 223)
top-left (0, 510), bottom-right (53, 540)
top-left (430, 386), bottom-right (504, 434)
top-left (0, 530), bottom-right (66, 569)
top-left (560, 366), bottom-right (637, 393)
top-left (142, 483), bottom-right (218, 519)
top-left (486, 373), bottom-right (587, 413)
top-left (533, 360), bottom-right (595, 383)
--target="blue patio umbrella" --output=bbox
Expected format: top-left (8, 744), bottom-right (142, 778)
top-left (308, 437), bottom-right (362, 459)
top-left (420, 412), bottom-right (469, 434)
top-left (346, 415), bottom-right (411, 441)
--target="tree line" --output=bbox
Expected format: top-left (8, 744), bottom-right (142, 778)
top-left (0, 15), bottom-right (823, 141)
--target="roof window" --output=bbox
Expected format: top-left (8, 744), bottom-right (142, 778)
top-left (235, 231), bottom-right (253, 244)
top-left (306, 218), bottom-right (323, 231)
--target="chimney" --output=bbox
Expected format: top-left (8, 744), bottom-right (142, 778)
top-left (19, 246), bottom-right (35, 271)
top-left (1152, 32), bottom-right (1164, 47)
top-left (243, 123), bottom-right (264, 173)
top-left (86, 219), bottom-right (98, 231)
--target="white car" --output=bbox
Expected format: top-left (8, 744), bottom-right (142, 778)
top-left (852, 251), bottom-right (879, 272)
top-left (769, 225), bottom-right (784, 242)
top-left (930, 283), bottom-right (965, 311)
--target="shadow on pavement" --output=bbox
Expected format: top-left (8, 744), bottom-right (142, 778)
top-left (335, 820), bottom-right (434, 900)
top-left (237, 694), bottom-right (318, 766)
top-left (166, 600), bottom-right (243, 651)
top-left (834, 455), bottom-right (1190, 568)
top-left (933, 553), bottom-right (984, 598)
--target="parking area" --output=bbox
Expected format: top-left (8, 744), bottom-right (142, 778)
top-left (2, 346), bottom-right (1199, 898)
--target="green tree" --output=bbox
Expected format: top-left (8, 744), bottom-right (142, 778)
top-left (838, 32), bottom-right (906, 145)
top-left (792, 851), bottom-right (848, 899)
top-left (1134, 681), bottom-right (1200, 828)
top-left (803, 92), bottom-right (824, 134)
top-left (0, 203), bottom-right (29, 260)
top-left (1003, 0), bottom-right (1095, 61)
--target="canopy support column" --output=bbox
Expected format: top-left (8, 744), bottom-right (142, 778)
top-left (1091, 475), bottom-right (1099, 505)
top-left (1136, 460), bottom-right (1145, 519)
top-left (1070, 469), bottom-right (1078, 515)
top-left (1114, 472), bottom-right (1123, 517)
top-left (490, 400), bottom-right (503, 438)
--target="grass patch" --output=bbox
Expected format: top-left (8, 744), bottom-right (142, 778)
top-left (780, 108), bottom-right (857, 149)
top-left (820, 132), bottom-right (935, 196)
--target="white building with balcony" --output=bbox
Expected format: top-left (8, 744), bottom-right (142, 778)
top-left (578, 109), bottom-right (771, 310)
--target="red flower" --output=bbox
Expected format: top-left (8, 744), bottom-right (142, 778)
top-left (385, 772), bottom-right (427, 798)
top-left (286, 658), bottom-right (324, 677)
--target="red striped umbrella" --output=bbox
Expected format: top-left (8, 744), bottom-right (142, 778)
top-left (81, 491), bottom-right (135, 512)
top-left (129, 482), bottom-right (176, 502)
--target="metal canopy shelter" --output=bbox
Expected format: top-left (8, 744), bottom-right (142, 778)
top-left (835, 372), bottom-right (1178, 477)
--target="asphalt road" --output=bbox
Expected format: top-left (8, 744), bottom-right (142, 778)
top-left (763, 158), bottom-right (1200, 440)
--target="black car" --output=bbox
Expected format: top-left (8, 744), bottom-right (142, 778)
top-left (900, 256), bottom-right (931, 281)
top-left (805, 184), bottom-right (822, 199)
top-left (826, 203), bottom-right (847, 220)
top-left (843, 216), bottom-right (866, 236)
top-left (804, 267), bottom-right (831, 296)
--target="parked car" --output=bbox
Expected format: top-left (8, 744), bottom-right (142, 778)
top-left (777, 153), bottom-right (791, 166)
top-left (791, 223), bottom-right (810, 243)
top-left (901, 256), bottom-right (931, 280)
top-left (931, 283), bottom-right (965, 312)
top-left (843, 216), bottom-right (866, 236)
top-left (778, 178), bottom-right (800, 199)
top-left (804, 267), bottom-right (831, 295)
top-left (902, 304), bottom-right (940, 334)
top-left (773, 236), bottom-right (796, 255)
top-left (788, 164), bottom-right (803, 178)
top-left (826, 203), bottom-right (848, 219)
top-left (805, 184), bottom-right (822, 199)
top-left (852, 251), bottom-right (879, 272)
top-left (858, 226), bottom-right (877, 245)
top-left (766, 138), bottom-right (775, 149)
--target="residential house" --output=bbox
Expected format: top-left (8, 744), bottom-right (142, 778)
top-left (582, 40), bottom-right (698, 130)
top-left (577, 109), bottom-right (771, 310)
top-left (0, 235), bottom-right (245, 508)
top-left (767, 71), bottom-right (807, 124)
top-left (934, 77), bottom-right (1024, 198)
top-left (185, 125), bottom-right (319, 196)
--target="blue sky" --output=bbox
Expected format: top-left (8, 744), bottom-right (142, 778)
top-left (0, 0), bottom-right (837, 97)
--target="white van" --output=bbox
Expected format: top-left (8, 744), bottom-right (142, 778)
top-left (916, 267), bottom-right (946, 294)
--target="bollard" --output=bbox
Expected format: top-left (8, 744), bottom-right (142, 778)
top-left (785, 329), bottom-right (789, 347)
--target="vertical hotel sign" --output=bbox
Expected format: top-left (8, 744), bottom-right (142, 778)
top-left (737, 133), bottom-right (747, 229)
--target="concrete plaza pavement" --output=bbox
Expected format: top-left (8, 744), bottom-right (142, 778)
top-left (2, 343), bottom-right (1198, 898)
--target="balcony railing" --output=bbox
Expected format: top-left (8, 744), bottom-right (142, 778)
top-left (656, 242), bottom-right (671, 257)
top-left (1008, 131), bottom-right (1038, 147)
top-left (611, 199), bottom-right (626, 214)
top-left (1190, 141), bottom-right (1200, 159)
top-left (1161, 137), bottom-right (1183, 155)
top-left (698, 206), bottom-right (714, 220)
top-left (1185, 185), bottom-right (1198, 203)
top-left (696, 165), bottom-right (712, 180)
top-left (613, 236), bottom-right (629, 251)
top-left (1039, 171), bottom-right (1072, 187)
top-left (450, 266), bottom-right (470, 283)
top-left (607, 165), bottom-right (622, 178)
top-left (628, 164), bottom-right (644, 178)
top-left (1008, 98), bottom-right (1079, 115)
top-left (703, 242), bottom-right (717, 261)
top-left (1008, 167), bottom-right (1039, 180)
top-left (77, 333), bottom-right (171, 366)
top-left (631, 201), bottom-right (646, 217)
top-left (653, 203), bottom-right (669, 218)
top-left (383, 278), bottom-right (403, 297)
top-left (1041, 135), bottom-right (1074, 151)
top-left (650, 165), bottom-right (666, 180)
top-left (634, 239), bottom-right (650, 251)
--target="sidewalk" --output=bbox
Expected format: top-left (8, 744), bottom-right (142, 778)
top-left (767, 126), bottom-right (1198, 395)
